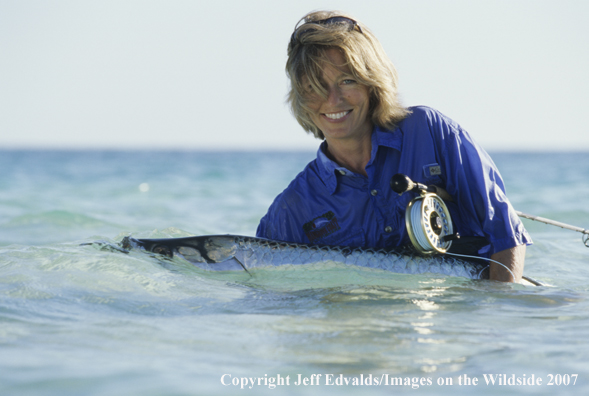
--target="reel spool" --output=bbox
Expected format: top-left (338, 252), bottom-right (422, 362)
top-left (405, 193), bottom-right (454, 254)
top-left (391, 174), bottom-right (457, 255)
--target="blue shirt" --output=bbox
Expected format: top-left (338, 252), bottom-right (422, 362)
top-left (257, 106), bottom-right (532, 257)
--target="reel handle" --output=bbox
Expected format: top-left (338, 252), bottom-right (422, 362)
top-left (390, 174), bottom-right (437, 196)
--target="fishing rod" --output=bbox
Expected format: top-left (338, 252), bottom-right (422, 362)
top-left (390, 174), bottom-right (589, 250)
top-left (515, 211), bottom-right (589, 247)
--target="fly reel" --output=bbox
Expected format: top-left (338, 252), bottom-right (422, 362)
top-left (391, 174), bottom-right (457, 254)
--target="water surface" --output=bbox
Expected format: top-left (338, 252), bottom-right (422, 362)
top-left (1, 150), bottom-right (588, 395)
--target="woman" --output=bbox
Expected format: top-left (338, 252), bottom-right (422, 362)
top-left (256, 10), bottom-right (531, 282)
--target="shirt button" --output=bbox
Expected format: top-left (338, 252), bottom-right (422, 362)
top-left (338, 169), bottom-right (346, 175)
top-left (384, 226), bottom-right (392, 233)
top-left (371, 189), bottom-right (378, 196)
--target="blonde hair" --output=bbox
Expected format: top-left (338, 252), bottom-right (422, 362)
top-left (286, 10), bottom-right (410, 139)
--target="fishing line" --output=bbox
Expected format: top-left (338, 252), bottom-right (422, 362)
top-left (446, 252), bottom-right (546, 286)
top-left (443, 251), bottom-right (515, 280)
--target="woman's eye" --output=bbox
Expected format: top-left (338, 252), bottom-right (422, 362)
top-left (303, 85), bottom-right (315, 96)
top-left (341, 79), bottom-right (356, 85)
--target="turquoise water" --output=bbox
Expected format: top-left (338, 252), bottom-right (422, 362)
top-left (1, 150), bottom-right (589, 395)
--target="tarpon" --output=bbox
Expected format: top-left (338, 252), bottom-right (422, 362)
top-left (121, 234), bottom-right (493, 280)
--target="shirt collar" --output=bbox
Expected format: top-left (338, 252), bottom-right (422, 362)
top-left (316, 126), bottom-right (403, 194)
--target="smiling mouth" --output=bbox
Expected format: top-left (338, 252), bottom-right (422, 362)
top-left (323, 110), bottom-right (351, 120)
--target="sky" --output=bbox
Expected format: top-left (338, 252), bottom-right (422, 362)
top-left (1, 0), bottom-right (588, 151)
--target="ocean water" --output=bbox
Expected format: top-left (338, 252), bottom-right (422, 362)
top-left (1, 150), bottom-right (588, 396)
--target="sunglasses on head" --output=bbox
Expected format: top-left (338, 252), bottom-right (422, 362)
top-left (290, 16), bottom-right (363, 47)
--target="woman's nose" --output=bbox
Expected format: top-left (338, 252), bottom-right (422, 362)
top-left (326, 86), bottom-right (343, 105)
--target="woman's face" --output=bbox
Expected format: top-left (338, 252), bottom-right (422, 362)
top-left (305, 49), bottom-right (372, 144)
